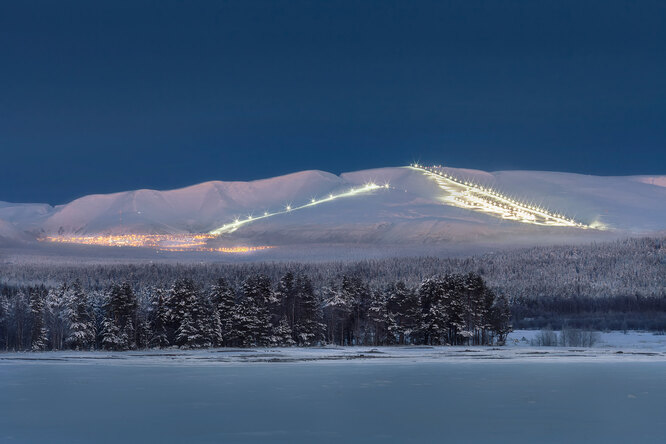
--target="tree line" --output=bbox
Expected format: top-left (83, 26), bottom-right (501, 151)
top-left (512, 293), bottom-right (666, 331)
top-left (0, 272), bottom-right (512, 351)
top-left (2, 237), bottom-right (663, 302)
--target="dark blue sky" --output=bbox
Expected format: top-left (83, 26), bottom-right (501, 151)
top-left (1, 1), bottom-right (665, 204)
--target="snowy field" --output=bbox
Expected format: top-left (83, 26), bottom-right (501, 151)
top-left (2, 330), bottom-right (666, 367)
top-left (2, 331), bottom-right (666, 443)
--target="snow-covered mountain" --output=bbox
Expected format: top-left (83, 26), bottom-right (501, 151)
top-left (1, 166), bottom-right (665, 249)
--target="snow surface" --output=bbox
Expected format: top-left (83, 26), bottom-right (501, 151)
top-left (2, 339), bottom-right (666, 443)
top-left (632, 175), bottom-right (666, 188)
top-left (2, 331), bottom-right (666, 366)
top-left (1, 166), bottom-right (665, 251)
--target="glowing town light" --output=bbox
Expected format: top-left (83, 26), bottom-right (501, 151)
top-left (40, 233), bottom-right (273, 253)
top-left (209, 181), bottom-right (390, 236)
top-left (409, 164), bottom-right (595, 229)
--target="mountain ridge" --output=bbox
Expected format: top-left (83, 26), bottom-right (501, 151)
top-left (1, 166), bottom-right (665, 249)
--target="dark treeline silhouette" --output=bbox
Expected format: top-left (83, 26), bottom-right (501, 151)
top-left (0, 272), bottom-right (512, 351)
top-left (513, 294), bottom-right (666, 331)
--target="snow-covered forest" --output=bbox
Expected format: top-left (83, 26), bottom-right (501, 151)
top-left (0, 272), bottom-right (512, 351)
top-left (0, 236), bottom-right (664, 350)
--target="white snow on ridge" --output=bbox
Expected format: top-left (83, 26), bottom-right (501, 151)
top-left (1, 165), bottom-right (665, 247)
top-left (631, 175), bottom-right (666, 188)
top-left (39, 170), bottom-right (347, 235)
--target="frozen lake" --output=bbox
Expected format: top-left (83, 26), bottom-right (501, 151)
top-left (2, 352), bottom-right (666, 443)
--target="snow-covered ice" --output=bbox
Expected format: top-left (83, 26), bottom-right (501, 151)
top-left (1, 331), bottom-right (666, 367)
top-left (2, 354), bottom-right (666, 443)
top-left (3, 331), bottom-right (666, 443)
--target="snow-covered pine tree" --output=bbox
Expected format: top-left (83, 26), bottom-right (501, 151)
top-left (207, 305), bottom-right (224, 347)
top-left (8, 290), bottom-right (29, 350)
top-left (65, 282), bottom-right (95, 350)
top-left (274, 271), bottom-right (297, 331)
top-left (231, 275), bottom-right (273, 347)
top-left (441, 274), bottom-right (465, 345)
top-left (176, 310), bottom-right (205, 348)
top-left (293, 275), bottom-right (325, 346)
top-left (489, 293), bottom-right (513, 345)
top-left (368, 289), bottom-right (390, 345)
top-left (136, 318), bottom-right (153, 350)
top-left (210, 277), bottom-right (236, 346)
top-left (460, 273), bottom-right (488, 345)
top-left (229, 294), bottom-right (261, 347)
top-left (45, 285), bottom-right (68, 350)
top-left (0, 293), bottom-right (9, 350)
top-left (149, 288), bottom-right (170, 348)
top-left (480, 284), bottom-right (498, 345)
top-left (417, 278), bottom-right (448, 345)
top-left (100, 316), bottom-right (125, 350)
top-left (101, 283), bottom-right (138, 350)
top-left (341, 275), bottom-right (370, 345)
top-left (29, 290), bottom-right (48, 351)
top-left (271, 317), bottom-right (296, 346)
top-left (198, 294), bottom-right (222, 347)
top-left (323, 283), bottom-right (352, 345)
top-left (168, 279), bottom-right (207, 348)
top-left (386, 281), bottom-right (420, 345)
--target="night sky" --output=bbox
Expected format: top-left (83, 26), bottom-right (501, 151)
top-left (1, 1), bottom-right (665, 204)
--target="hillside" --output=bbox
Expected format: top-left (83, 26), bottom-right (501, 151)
top-left (1, 165), bottom-right (665, 253)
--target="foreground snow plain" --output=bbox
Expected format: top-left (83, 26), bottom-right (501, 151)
top-left (2, 331), bottom-right (666, 443)
top-left (1, 331), bottom-right (666, 366)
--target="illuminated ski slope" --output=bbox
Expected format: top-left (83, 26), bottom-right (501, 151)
top-left (209, 182), bottom-right (390, 235)
top-left (410, 164), bottom-right (594, 229)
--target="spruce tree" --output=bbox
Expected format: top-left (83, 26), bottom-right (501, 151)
top-left (0, 293), bottom-right (8, 350)
top-left (101, 283), bottom-right (138, 350)
top-left (100, 317), bottom-right (124, 350)
top-left (460, 273), bottom-right (487, 345)
top-left (65, 282), bottom-right (95, 350)
top-left (150, 288), bottom-right (170, 348)
top-left (210, 278), bottom-right (236, 346)
top-left (323, 283), bottom-right (352, 345)
top-left (176, 310), bottom-right (205, 348)
top-left (442, 275), bottom-right (465, 345)
top-left (418, 278), bottom-right (447, 345)
top-left (8, 291), bottom-right (29, 350)
top-left (169, 279), bottom-right (206, 348)
top-left (29, 290), bottom-right (48, 351)
top-left (293, 275), bottom-right (325, 346)
top-left (45, 286), bottom-right (68, 350)
top-left (275, 272), bottom-right (297, 331)
top-left (490, 293), bottom-right (513, 345)
top-left (271, 318), bottom-right (296, 346)
top-left (231, 276), bottom-right (272, 347)
top-left (207, 306), bottom-right (224, 347)
top-left (345, 275), bottom-right (372, 345)
top-left (387, 281), bottom-right (420, 345)
top-left (368, 290), bottom-right (390, 345)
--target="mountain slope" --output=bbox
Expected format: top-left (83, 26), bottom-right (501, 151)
top-left (1, 166), bottom-right (665, 248)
